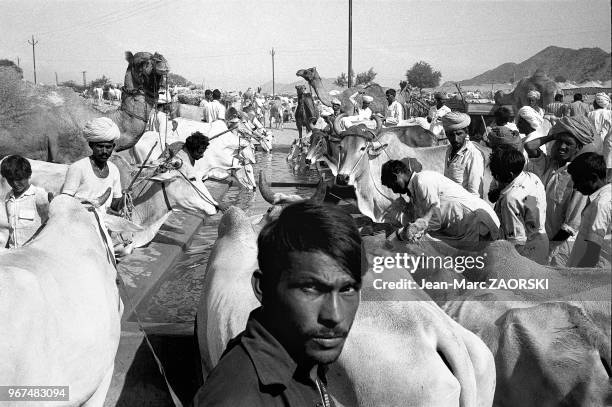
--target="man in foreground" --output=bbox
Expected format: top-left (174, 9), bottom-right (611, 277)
top-left (194, 201), bottom-right (363, 406)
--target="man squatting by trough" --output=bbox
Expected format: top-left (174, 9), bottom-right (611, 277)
top-left (194, 201), bottom-right (363, 406)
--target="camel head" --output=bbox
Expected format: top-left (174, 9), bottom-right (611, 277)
top-left (296, 67), bottom-right (320, 83)
top-left (124, 51), bottom-right (169, 99)
top-left (295, 84), bottom-right (306, 96)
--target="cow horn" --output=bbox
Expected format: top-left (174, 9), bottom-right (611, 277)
top-left (90, 187), bottom-right (112, 208)
top-left (258, 171), bottom-right (277, 204)
top-left (373, 114), bottom-right (383, 135)
top-left (334, 113), bottom-right (347, 135)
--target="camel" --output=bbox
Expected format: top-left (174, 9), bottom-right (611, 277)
top-left (296, 67), bottom-right (387, 116)
top-left (294, 84), bottom-right (318, 140)
top-left (0, 51), bottom-right (169, 163)
top-left (494, 69), bottom-right (560, 112)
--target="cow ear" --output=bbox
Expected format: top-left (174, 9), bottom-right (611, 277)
top-left (149, 173), bottom-right (181, 184)
top-left (367, 141), bottom-right (388, 156)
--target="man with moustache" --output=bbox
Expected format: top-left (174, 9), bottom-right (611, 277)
top-left (194, 201), bottom-right (363, 406)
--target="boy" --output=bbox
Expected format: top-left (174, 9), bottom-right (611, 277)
top-left (1, 155), bottom-right (49, 248)
top-left (489, 145), bottom-right (548, 264)
top-left (566, 153), bottom-right (611, 268)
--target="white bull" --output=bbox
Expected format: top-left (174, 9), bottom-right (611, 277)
top-left (0, 194), bottom-right (128, 406)
top-left (195, 177), bottom-right (496, 407)
top-left (130, 116), bottom-right (257, 190)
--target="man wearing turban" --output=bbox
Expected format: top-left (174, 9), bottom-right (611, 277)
top-left (524, 115), bottom-right (598, 266)
top-left (342, 92), bottom-right (374, 129)
top-left (61, 117), bottom-right (124, 214)
top-left (588, 92), bottom-right (611, 142)
top-left (441, 112), bottom-right (485, 197)
top-left (427, 92), bottom-right (451, 138)
top-left (526, 89), bottom-right (544, 117)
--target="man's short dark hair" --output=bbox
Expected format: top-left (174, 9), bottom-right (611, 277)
top-left (568, 152), bottom-right (606, 181)
top-left (386, 89), bottom-right (396, 97)
top-left (212, 89), bottom-right (221, 100)
top-left (257, 201), bottom-right (363, 294)
top-left (1, 155), bottom-right (32, 181)
top-left (185, 131), bottom-right (210, 152)
top-left (554, 94), bottom-right (564, 102)
top-left (205, 89), bottom-right (212, 97)
top-left (381, 160), bottom-right (408, 187)
top-left (494, 107), bottom-right (512, 125)
top-left (489, 145), bottom-right (525, 183)
top-left (573, 93), bottom-right (583, 101)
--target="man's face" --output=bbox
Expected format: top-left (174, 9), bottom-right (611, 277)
top-left (190, 145), bottom-right (207, 161)
top-left (435, 98), bottom-right (444, 108)
top-left (552, 133), bottom-right (579, 163)
top-left (171, 121), bottom-right (178, 131)
top-left (386, 93), bottom-right (395, 104)
top-left (516, 117), bottom-right (534, 135)
top-left (362, 101), bottom-right (370, 110)
top-left (446, 128), bottom-right (468, 150)
top-left (90, 141), bottom-right (115, 163)
top-left (527, 97), bottom-right (538, 107)
top-left (269, 251), bottom-right (360, 365)
top-left (382, 172), bottom-right (410, 194)
top-left (332, 104), bottom-right (341, 115)
top-left (7, 178), bottom-right (30, 195)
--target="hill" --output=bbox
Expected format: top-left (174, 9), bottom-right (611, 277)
top-left (259, 76), bottom-right (343, 96)
top-left (460, 46), bottom-right (611, 85)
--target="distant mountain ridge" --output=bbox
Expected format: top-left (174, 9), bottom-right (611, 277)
top-left (460, 46), bottom-right (611, 85)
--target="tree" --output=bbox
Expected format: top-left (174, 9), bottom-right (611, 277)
top-left (90, 75), bottom-right (111, 89)
top-left (0, 59), bottom-right (23, 78)
top-left (405, 61), bottom-right (442, 94)
top-left (334, 71), bottom-right (355, 88)
top-left (167, 72), bottom-right (193, 87)
top-left (355, 67), bottom-right (377, 86)
top-left (554, 74), bottom-right (567, 83)
top-left (59, 80), bottom-right (85, 93)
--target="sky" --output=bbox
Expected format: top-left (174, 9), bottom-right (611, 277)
top-left (1, 0), bottom-right (610, 91)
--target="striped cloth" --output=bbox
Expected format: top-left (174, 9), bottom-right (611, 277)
top-left (545, 102), bottom-right (568, 118)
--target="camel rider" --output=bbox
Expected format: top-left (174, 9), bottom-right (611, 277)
top-left (427, 92), bottom-right (451, 137)
top-left (442, 112), bottom-right (485, 197)
top-left (588, 92), bottom-right (611, 142)
top-left (524, 115), bottom-right (597, 266)
top-left (62, 118), bottom-right (124, 215)
top-left (384, 89), bottom-right (404, 126)
top-left (381, 159), bottom-right (500, 249)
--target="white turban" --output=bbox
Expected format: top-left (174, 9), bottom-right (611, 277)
top-left (331, 98), bottom-right (342, 106)
top-left (441, 112), bottom-right (471, 130)
top-left (320, 106), bottom-right (334, 117)
top-left (362, 95), bottom-right (374, 103)
top-left (526, 90), bottom-right (541, 100)
top-left (595, 92), bottom-right (610, 108)
top-left (83, 117), bottom-right (120, 143)
top-left (517, 106), bottom-right (544, 129)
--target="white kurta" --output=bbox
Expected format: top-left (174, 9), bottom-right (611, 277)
top-left (385, 101), bottom-right (404, 125)
top-left (444, 141), bottom-right (485, 197)
top-left (588, 108), bottom-right (612, 142)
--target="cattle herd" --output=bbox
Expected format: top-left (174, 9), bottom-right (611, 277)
top-left (0, 51), bottom-right (610, 407)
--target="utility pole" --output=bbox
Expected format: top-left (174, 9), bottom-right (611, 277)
top-left (17, 57), bottom-right (20, 66)
top-left (82, 71), bottom-right (87, 87)
top-left (28, 35), bottom-right (38, 84)
top-left (270, 47), bottom-right (276, 96)
top-left (55, 72), bottom-right (58, 86)
top-left (348, 0), bottom-right (353, 88)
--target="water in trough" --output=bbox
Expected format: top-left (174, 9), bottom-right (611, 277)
top-left (133, 148), bottom-right (319, 324)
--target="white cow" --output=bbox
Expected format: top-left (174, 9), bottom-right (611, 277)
top-left (93, 87), bottom-right (103, 104)
top-left (0, 194), bottom-right (126, 406)
top-left (108, 88), bottom-right (121, 103)
top-left (196, 186), bottom-right (495, 406)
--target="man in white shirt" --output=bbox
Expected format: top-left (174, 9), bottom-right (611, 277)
top-left (206, 89), bottom-right (227, 123)
top-left (384, 89), bottom-right (404, 126)
top-left (428, 92), bottom-right (451, 137)
top-left (341, 94), bottom-right (374, 129)
top-left (588, 92), bottom-right (611, 142)
top-left (200, 89), bottom-right (213, 122)
top-left (441, 112), bottom-right (485, 197)
top-left (566, 153), bottom-right (611, 268)
top-left (381, 159), bottom-right (500, 249)
top-left (61, 117), bottom-right (123, 214)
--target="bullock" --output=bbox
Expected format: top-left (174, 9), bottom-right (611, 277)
top-left (0, 193), bottom-right (130, 406)
top-left (334, 116), bottom-right (493, 224)
top-left (195, 173), bottom-right (496, 407)
top-left (129, 115), bottom-right (258, 190)
top-left (0, 156), bottom-right (226, 249)
top-left (93, 87), bottom-right (103, 104)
